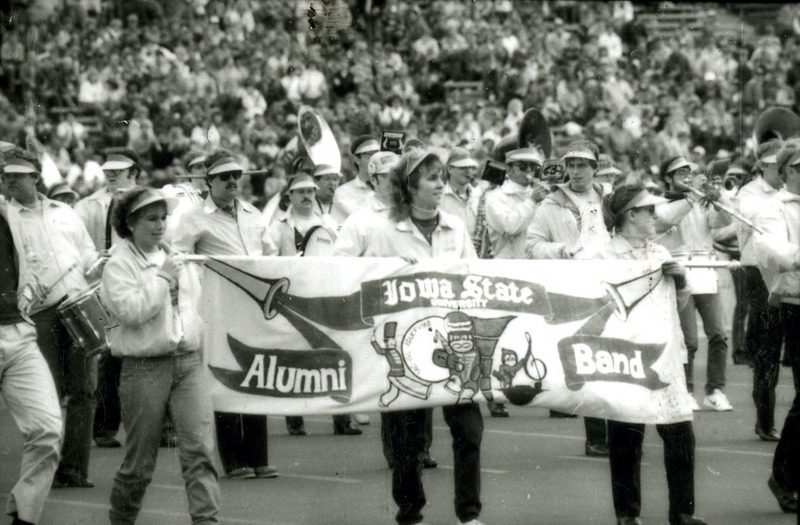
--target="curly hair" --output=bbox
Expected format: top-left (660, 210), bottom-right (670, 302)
top-left (111, 186), bottom-right (152, 239)
top-left (388, 155), bottom-right (441, 222)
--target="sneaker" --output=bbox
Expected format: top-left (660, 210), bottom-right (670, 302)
top-left (703, 389), bottom-right (733, 411)
top-left (687, 395), bottom-right (701, 412)
top-left (353, 413), bottom-right (370, 425)
top-left (458, 520), bottom-right (485, 525)
top-left (227, 467), bottom-right (256, 479)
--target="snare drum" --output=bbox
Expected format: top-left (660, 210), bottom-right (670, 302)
top-left (673, 250), bottom-right (718, 294)
top-left (57, 283), bottom-right (114, 358)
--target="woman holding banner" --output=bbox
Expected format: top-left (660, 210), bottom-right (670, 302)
top-left (364, 149), bottom-right (484, 525)
top-left (101, 187), bottom-right (220, 525)
top-left (595, 183), bottom-right (706, 525)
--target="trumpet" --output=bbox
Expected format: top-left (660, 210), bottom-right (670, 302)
top-left (674, 181), bottom-right (764, 235)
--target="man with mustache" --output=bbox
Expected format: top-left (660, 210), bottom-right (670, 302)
top-left (264, 174), bottom-right (360, 436)
top-left (173, 149), bottom-right (278, 480)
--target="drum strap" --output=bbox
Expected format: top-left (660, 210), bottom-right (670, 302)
top-left (104, 198), bottom-right (116, 250)
top-left (296, 225), bottom-right (324, 256)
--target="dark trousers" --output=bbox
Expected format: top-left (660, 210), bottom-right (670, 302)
top-left (381, 408), bottom-right (433, 466)
top-left (285, 415), bottom-right (352, 433)
top-left (214, 412), bottom-right (268, 472)
top-left (32, 306), bottom-right (97, 480)
top-left (94, 352), bottom-right (121, 439)
top-left (731, 265), bottom-right (749, 361)
top-left (745, 267), bottom-right (785, 432)
top-left (386, 404), bottom-right (482, 524)
top-left (608, 420), bottom-right (695, 521)
top-left (773, 304), bottom-right (800, 492)
top-left (585, 416), bottom-right (607, 447)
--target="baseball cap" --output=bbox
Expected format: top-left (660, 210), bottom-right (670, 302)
top-left (368, 151), bottom-right (400, 176)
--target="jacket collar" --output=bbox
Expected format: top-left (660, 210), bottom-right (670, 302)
top-left (203, 195), bottom-right (254, 215)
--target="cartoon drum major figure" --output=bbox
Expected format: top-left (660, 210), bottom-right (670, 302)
top-left (433, 311), bottom-right (481, 402)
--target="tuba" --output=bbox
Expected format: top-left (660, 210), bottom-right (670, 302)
top-left (279, 106), bottom-right (342, 175)
top-left (753, 106), bottom-right (800, 146)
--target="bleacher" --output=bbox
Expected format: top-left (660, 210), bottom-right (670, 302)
top-left (633, 2), bottom-right (714, 40)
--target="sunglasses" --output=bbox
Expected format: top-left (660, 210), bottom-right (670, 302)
top-left (515, 163), bottom-right (542, 176)
top-left (213, 172), bottom-right (243, 182)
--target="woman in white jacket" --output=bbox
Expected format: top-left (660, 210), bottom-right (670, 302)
top-left (101, 187), bottom-right (219, 525)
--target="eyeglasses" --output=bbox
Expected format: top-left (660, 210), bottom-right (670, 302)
top-left (515, 163), bottom-right (541, 176)
top-left (212, 172), bottom-right (243, 182)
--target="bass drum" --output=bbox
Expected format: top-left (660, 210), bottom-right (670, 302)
top-left (300, 225), bottom-right (337, 256)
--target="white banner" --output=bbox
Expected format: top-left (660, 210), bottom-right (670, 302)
top-left (199, 257), bottom-right (693, 425)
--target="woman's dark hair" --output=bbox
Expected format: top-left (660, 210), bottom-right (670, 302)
top-left (602, 183), bottom-right (646, 232)
top-left (111, 186), bottom-right (155, 239)
top-left (658, 156), bottom-right (683, 188)
top-left (388, 154), bottom-right (441, 222)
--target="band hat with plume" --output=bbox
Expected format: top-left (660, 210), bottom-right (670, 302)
top-left (350, 135), bottom-right (380, 156)
top-left (101, 152), bottom-right (137, 171)
top-left (368, 151), bottom-right (400, 176)
top-left (207, 154), bottom-right (244, 177)
top-left (447, 147), bottom-right (479, 168)
top-left (128, 188), bottom-right (179, 215)
top-left (506, 147), bottom-right (544, 165)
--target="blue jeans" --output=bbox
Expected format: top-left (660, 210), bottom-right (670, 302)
top-left (110, 352), bottom-right (219, 525)
top-left (679, 293), bottom-right (728, 395)
top-left (0, 321), bottom-right (62, 524)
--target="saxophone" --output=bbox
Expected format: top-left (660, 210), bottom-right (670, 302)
top-left (472, 189), bottom-right (493, 259)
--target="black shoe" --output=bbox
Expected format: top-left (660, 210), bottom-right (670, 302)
top-left (617, 518), bottom-right (642, 525)
top-left (549, 410), bottom-right (577, 418)
top-left (732, 352), bottom-right (753, 366)
top-left (585, 441), bottom-right (609, 457)
top-left (10, 512), bottom-right (34, 525)
top-left (768, 475), bottom-right (799, 513)
top-left (287, 425), bottom-right (307, 436)
top-left (334, 424), bottom-right (362, 436)
top-left (421, 453), bottom-right (438, 469)
top-left (52, 474), bottom-right (94, 489)
top-left (490, 403), bottom-right (509, 418)
top-left (670, 514), bottom-right (707, 525)
top-left (755, 426), bottom-right (781, 442)
top-left (94, 436), bottom-right (121, 448)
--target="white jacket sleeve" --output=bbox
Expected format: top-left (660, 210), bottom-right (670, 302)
top-left (754, 208), bottom-right (800, 272)
top-left (525, 207), bottom-right (565, 259)
top-left (485, 192), bottom-right (536, 237)
top-left (102, 257), bottom-right (170, 326)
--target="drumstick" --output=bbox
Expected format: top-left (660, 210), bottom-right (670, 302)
top-left (30, 261), bottom-right (79, 307)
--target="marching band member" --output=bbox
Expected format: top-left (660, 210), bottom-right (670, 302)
top-left (754, 140), bottom-right (800, 515)
top-left (163, 151), bottom-right (208, 243)
top-left (263, 173), bottom-right (360, 437)
top-left (101, 187), bottom-right (220, 525)
top-left (736, 140), bottom-right (785, 441)
top-left (311, 163), bottom-right (340, 219)
top-left (2, 147), bottom-right (101, 488)
top-left (440, 147), bottom-right (479, 234)
top-left (47, 182), bottom-right (79, 207)
top-left (75, 148), bottom-right (140, 450)
top-left (364, 149), bottom-right (485, 525)
top-left (485, 147), bottom-right (547, 260)
top-left (0, 168), bottom-right (63, 525)
top-left (173, 150), bottom-right (278, 480)
top-left (595, 183), bottom-right (706, 525)
top-left (331, 135), bottom-right (379, 224)
top-left (525, 139), bottom-right (611, 457)
top-left (654, 157), bottom-right (733, 412)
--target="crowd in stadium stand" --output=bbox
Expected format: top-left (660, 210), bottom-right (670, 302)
top-left (1, 1), bottom-right (800, 197)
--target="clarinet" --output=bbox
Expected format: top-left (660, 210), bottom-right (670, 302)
top-left (472, 190), bottom-right (494, 259)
